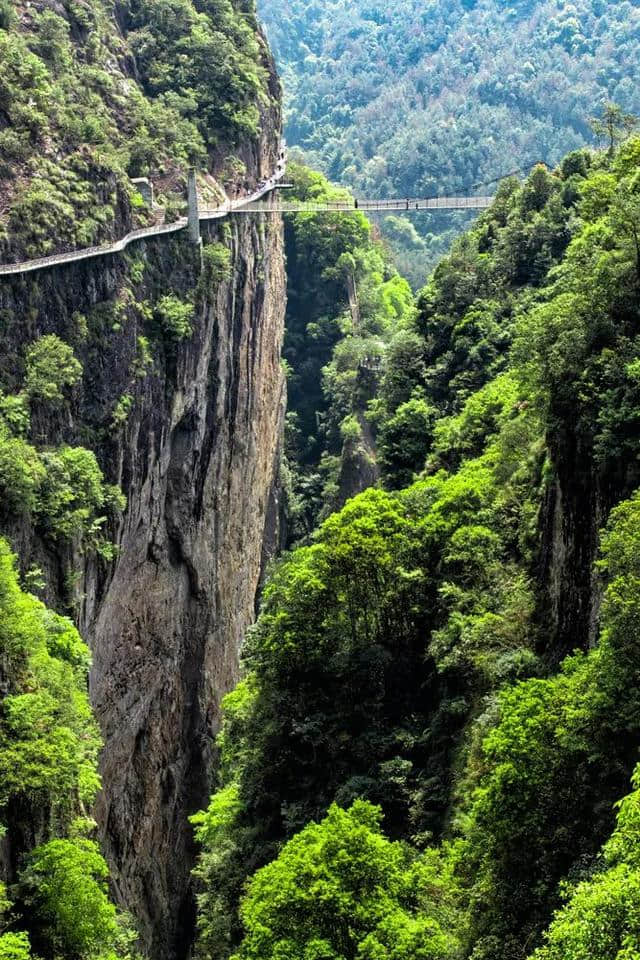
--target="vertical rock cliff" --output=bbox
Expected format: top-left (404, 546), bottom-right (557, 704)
top-left (90, 217), bottom-right (286, 958)
top-left (0, 3), bottom-right (287, 953)
top-left (0, 187), bottom-right (286, 960)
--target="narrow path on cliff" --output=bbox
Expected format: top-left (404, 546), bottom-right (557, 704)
top-left (0, 147), bottom-right (498, 277)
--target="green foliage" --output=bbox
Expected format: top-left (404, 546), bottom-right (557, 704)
top-left (193, 406), bottom-right (539, 955)
top-left (230, 801), bottom-right (460, 960)
top-left (0, 393), bottom-right (31, 437)
top-left (37, 446), bottom-right (124, 547)
top-left (195, 138), bottom-right (640, 960)
top-left (153, 295), bottom-right (194, 342)
top-left (20, 838), bottom-right (123, 960)
top-left (378, 395), bottom-right (435, 489)
top-left (0, 1), bottom-right (16, 33)
top-left (0, 426), bottom-right (46, 514)
top-left (126, 0), bottom-right (268, 147)
top-left (282, 162), bottom-right (413, 538)
top-left (0, 539), bottom-right (100, 812)
top-left (24, 335), bottom-right (82, 407)
top-left (133, 336), bottom-right (153, 378)
top-left (0, 933), bottom-right (32, 960)
top-left (111, 394), bottom-right (133, 428)
top-left (0, 0), bottom-right (273, 258)
top-left (201, 242), bottom-right (232, 286)
top-left (0, 541), bottom-right (134, 960)
top-left (457, 489), bottom-right (640, 959)
top-left (528, 761), bottom-right (640, 960)
top-left (429, 374), bottom-right (520, 472)
top-left (0, 395), bottom-right (124, 551)
top-left (0, 331), bottom-right (123, 554)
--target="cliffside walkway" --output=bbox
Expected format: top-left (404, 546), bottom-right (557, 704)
top-left (0, 157), bottom-right (290, 277)
top-left (0, 151), bottom-right (493, 276)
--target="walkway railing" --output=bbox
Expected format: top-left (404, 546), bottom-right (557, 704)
top-left (0, 218), bottom-right (189, 277)
top-left (214, 195), bottom-right (494, 214)
top-left (0, 149), bottom-right (290, 277)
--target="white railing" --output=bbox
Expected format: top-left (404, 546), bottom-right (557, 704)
top-left (208, 195), bottom-right (495, 215)
top-left (0, 143), bottom-right (289, 276)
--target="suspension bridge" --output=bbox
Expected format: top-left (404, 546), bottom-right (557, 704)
top-left (0, 149), bottom-right (495, 277)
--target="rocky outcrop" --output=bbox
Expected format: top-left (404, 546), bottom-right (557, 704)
top-left (335, 412), bottom-right (379, 509)
top-left (537, 418), bottom-right (640, 662)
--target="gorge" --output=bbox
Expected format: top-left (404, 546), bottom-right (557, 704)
top-left (2, 4), bottom-right (640, 960)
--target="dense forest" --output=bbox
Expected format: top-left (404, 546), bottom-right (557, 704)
top-left (259, 0), bottom-right (640, 282)
top-left (191, 134), bottom-right (640, 960)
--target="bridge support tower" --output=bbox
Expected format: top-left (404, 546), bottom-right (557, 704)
top-left (188, 168), bottom-right (201, 244)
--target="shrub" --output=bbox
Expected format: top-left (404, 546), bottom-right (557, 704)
top-left (24, 335), bottom-right (82, 407)
top-left (0, 0), bottom-right (16, 31)
top-left (0, 429), bottom-right (46, 515)
top-left (0, 933), bottom-right (32, 960)
top-left (153, 295), bottom-right (194, 342)
top-left (202, 242), bottom-right (232, 285)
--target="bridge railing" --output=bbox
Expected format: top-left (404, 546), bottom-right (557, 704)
top-left (0, 139), bottom-right (495, 276)
top-left (209, 195), bottom-right (495, 214)
top-left (0, 217), bottom-right (189, 276)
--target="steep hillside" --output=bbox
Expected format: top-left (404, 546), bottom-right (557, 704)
top-left (0, 0), bottom-right (279, 260)
top-left (260, 0), bottom-right (640, 282)
top-left (0, 2), bottom-right (286, 959)
top-left (192, 137), bottom-right (640, 960)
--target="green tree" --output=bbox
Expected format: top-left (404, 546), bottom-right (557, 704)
top-left (20, 838), bottom-right (122, 960)
top-left (378, 395), bottom-right (435, 488)
top-left (24, 335), bottom-right (82, 407)
top-left (230, 801), bottom-right (460, 960)
top-left (0, 933), bottom-right (32, 960)
top-left (591, 103), bottom-right (639, 154)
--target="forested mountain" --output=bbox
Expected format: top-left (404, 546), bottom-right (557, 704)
top-left (259, 0), bottom-right (640, 282)
top-left (192, 136), bottom-right (640, 960)
top-left (5, 0), bottom-right (640, 958)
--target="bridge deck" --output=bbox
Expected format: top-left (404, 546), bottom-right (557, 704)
top-left (202, 196), bottom-right (494, 215)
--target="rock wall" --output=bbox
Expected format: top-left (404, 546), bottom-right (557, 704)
top-left (91, 217), bottom-right (286, 958)
top-left (537, 417), bottom-right (640, 662)
top-left (0, 211), bottom-right (286, 958)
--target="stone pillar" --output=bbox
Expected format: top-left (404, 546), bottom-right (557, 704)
top-left (187, 168), bottom-right (200, 244)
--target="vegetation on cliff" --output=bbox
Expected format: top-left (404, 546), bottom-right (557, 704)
top-left (193, 134), bottom-right (640, 960)
top-left (0, 540), bottom-right (135, 960)
top-left (282, 161), bottom-right (413, 540)
top-left (0, 0), bottom-right (275, 260)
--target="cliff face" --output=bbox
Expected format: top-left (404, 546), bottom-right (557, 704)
top-left (0, 1), bottom-right (287, 951)
top-left (90, 216), bottom-right (286, 959)
top-left (538, 420), bottom-right (640, 664)
top-left (0, 191), bottom-right (286, 960)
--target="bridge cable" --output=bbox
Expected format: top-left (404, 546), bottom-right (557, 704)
top-left (469, 159), bottom-right (549, 192)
